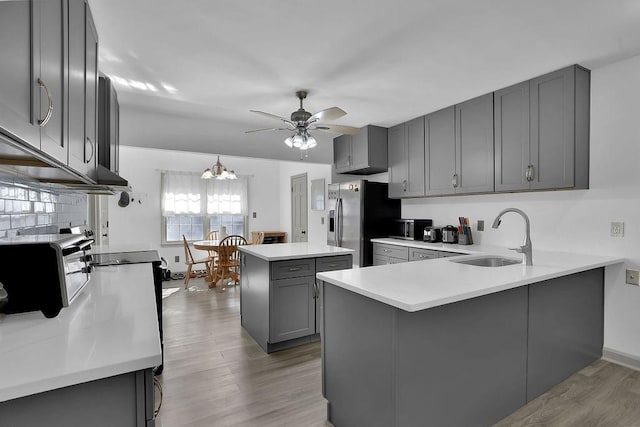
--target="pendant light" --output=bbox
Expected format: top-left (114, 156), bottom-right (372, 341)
top-left (201, 156), bottom-right (237, 180)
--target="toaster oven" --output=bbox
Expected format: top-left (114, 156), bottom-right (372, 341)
top-left (0, 234), bottom-right (93, 318)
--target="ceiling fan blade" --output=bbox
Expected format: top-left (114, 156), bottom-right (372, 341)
top-left (312, 124), bottom-right (360, 135)
top-left (245, 127), bottom-right (292, 134)
top-left (250, 110), bottom-right (295, 126)
top-left (308, 107), bottom-right (347, 123)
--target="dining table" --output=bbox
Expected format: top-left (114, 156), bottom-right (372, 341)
top-left (193, 239), bottom-right (237, 289)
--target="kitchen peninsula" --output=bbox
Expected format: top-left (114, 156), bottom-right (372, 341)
top-left (317, 248), bottom-right (623, 427)
top-left (238, 242), bottom-right (353, 353)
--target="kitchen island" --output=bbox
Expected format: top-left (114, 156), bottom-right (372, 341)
top-left (238, 242), bottom-right (353, 353)
top-left (0, 263), bottom-right (161, 426)
top-left (316, 248), bottom-right (623, 427)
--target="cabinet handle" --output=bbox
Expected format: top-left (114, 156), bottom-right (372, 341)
top-left (288, 267), bottom-right (301, 272)
top-left (327, 263), bottom-right (338, 267)
top-left (37, 78), bottom-right (53, 127)
top-left (525, 165), bottom-right (531, 181)
top-left (402, 180), bottom-right (407, 192)
top-left (452, 173), bottom-right (459, 188)
top-left (85, 137), bottom-right (95, 164)
top-left (348, 155), bottom-right (351, 166)
top-left (528, 164), bottom-right (535, 181)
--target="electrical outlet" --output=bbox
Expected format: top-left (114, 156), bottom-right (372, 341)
top-left (174, 255), bottom-right (180, 263)
top-left (626, 269), bottom-right (640, 286)
top-left (610, 221), bottom-right (625, 237)
top-left (477, 220), bottom-right (484, 231)
top-left (321, 217), bottom-right (325, 225)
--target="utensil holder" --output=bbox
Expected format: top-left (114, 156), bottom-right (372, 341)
top-left (458, 233), bottom-right (473, 245)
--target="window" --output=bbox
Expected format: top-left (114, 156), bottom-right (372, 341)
top-left (161, 171), bottom-right (248, 244)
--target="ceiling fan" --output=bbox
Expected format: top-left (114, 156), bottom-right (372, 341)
top-left (246, 90), bottom-right (359, 151)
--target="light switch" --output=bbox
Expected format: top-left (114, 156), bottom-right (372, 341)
top-left (610, 221), bottom-right (624, 237)
top-left (477, 220), bottom-right (484, 231)
top-left (321, 217), bottom-right (325, 225)
top-left (252, 212), bottom-right (257, 218)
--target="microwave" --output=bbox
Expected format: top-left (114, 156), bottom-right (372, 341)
top-left (391, 219), bottom-right (433, 240)
top-left (0, 234), bottom-right (93, 318)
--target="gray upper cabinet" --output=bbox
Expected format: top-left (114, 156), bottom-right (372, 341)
top-left (0, 0), bottom-right (101, 182)
top-left (334, 125), bottom-right (387, 175)
top-left (425, 106), bottom-right (456, 196)
top-left (495, 81), bottom-right (530, 191)
top-left (388, 117), bottom-right (425, 198)
top-left (495, 65), bottom-right (590, 192)
top-left (35, 0), bottom-right (67, 164)
top-left (67, 0), bottom-right (98, 176)
top-left (0, 1), bottom-right (41, 149)
top-left (455, 93), bottom-right (495, 194)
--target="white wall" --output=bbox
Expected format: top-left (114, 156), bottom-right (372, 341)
top-left (278, 162), bottom-right (332, 244)
top-left (402, 54), bottom-right (640, 359)
top-left (109, 146), bottom-right (328, 272)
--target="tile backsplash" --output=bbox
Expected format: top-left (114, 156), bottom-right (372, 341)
top-left (0, 174), bottom-right (87, 238)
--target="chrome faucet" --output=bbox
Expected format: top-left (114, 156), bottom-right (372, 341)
top-left (491, 208), bottom-right (533, 266)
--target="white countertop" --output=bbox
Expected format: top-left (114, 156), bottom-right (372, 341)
top-left (238, 242), bottom-right (354, 261)
top-left (0, 263), bottom-right (161, 402)
top-left (318, 242), bottom-right (623, 312)
top-left (371, 237), bottom-right (496, 254)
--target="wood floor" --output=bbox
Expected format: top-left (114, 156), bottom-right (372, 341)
top-left (157, 278), bottom-right (640, 427)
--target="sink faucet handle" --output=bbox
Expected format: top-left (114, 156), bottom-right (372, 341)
top-left (509, 246), bottom-right (525, 253)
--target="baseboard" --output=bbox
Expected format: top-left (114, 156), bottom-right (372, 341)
top-left (602, 347), bottom-right (640, 371)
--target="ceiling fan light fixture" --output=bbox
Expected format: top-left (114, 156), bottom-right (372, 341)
top-left (284, 136), bottom-right (294, 148)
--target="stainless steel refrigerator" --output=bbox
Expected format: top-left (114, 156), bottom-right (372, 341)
top-left (327, 180), bottom-right (400, 267)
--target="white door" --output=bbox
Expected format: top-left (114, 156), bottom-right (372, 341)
top-left (291, 173), bottom-right (308, 242)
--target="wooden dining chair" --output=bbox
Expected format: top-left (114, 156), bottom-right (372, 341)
top-left (205, 230), bottom-right (220, 263)
top-left (214, 235), bottom-right (248, 287)
top-left (183, 235), bottom-right (212, 288)
top-left (253, 231), bottom-right (265, 245)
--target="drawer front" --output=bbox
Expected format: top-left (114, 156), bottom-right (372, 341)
top-left (409, 248), bottom-right (439, 261)
top-left (388, 256), bottom-right (407, 264)
top-left (373, 243), bottom-right (408, 260)
top-left (438, 251), bottom-right (463, 258)
top-left (271, 258), bottom-right (315, 280)
top-left (316, 255), bottom-right (353, 273)
top-left (373, 255), bottom-right (390, 266)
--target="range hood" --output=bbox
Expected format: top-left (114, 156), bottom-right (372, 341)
top-left (0, 130), bottom-right (129, 195)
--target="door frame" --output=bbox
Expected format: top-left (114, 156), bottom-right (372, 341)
top-left (291, 173), bottom-right (308, 243)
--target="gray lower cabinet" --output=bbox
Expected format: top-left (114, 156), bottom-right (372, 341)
top-left (373, 243), bottom-right (409, 265)
top-left (373, 242), bottom-right (461, 264)
top-left (495, 65), bottom-right (590, 192)
top-left (0, 368), bottom-right (156, 426)
top-left (241, 253), bottom-right (352, 353)
top-left (388, 117), bottom-right (425, 198)
top-left (322, 268), bottom-right (604, 427)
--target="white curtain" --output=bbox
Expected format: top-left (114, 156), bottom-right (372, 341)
top-left (161, 172), bottom-right (205, 215)
top-left (206, 177), bottom-right (248, 215)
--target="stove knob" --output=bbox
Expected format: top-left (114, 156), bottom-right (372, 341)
top-left (82, 266), bottom-right (93, 274)
top-left (82, 254), bottom-right (93, 263)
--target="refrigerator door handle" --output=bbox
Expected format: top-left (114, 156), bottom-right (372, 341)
top-left (334, 197), bottom-right (339, 246)
top-left (337, 198), bottom-right (343, 247)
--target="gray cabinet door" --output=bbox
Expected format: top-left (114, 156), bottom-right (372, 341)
top-left (495, 81), bottom-right (530, 192)
top-left (84, 5), bottom-right (99, 179)
top-left (36, 0), bottom-right (66, 164)
top-left (387, 123), bottom-right (406, 198)
top-left (0, 1), bottom-right (41, 149)
top-left (425, 106), bottom-right (456, 196)
top-left (350, 127), bottom-right (368, 170)
top-left (67, 0), bottom-right (87, 175)
top-left (333, 134), bottom-right (352, 173)
top-left (530, 67), bottom-right (575, 190)
top-left (405, 116), bottom-right (425, 197)
top-left (455, 93), bottom-right (494, 194)
top-left (270, 276), bottom-right (315, 343)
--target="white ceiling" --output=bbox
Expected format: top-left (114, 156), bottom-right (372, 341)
top-left (88, 0), bottom-right (640, 164)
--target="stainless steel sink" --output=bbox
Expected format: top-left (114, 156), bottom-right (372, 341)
top-left (450, 256), bottom-right (521, 267)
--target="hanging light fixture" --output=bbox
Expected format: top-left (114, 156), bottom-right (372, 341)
top-left (284, 130), bottom-right (317, 151)
top-left (201, 156), bottom-right (237, 180)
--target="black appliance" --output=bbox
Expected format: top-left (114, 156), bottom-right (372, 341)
top-left (391, 219), bottom-right (433, 240)
top-left (327, 181), bottom-right (400, 267)
top-left (0, 234), bottom-right (93, 318)
top-left (92, 250), bottom-right (165, 375)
